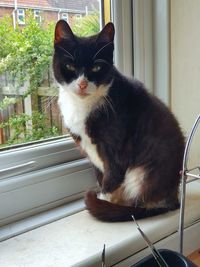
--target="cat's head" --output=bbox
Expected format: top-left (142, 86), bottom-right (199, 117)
top-left (53, 20), bottom-right (115, 97)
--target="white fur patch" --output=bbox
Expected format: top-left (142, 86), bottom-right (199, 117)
top-left (58, 76), bottom-right (111, 172)
top-left (99, 167), bottom-right (145, 204)
top-left (80, 134), bottom-right (104, 172)
top-left (99, 192), bottom-right (112, 202)
top-left (123, 167), bottom-right (145, 200)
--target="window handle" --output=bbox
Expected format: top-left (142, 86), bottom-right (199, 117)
top-left (0, 161), bottom-right (36, 179)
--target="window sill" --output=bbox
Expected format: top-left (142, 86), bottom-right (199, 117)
top-left (0, 181), bottom-right (200, 267)
top-left (0, 198), bottom-right (86, 242)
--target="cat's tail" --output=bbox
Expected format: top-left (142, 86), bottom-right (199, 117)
top-left (85, 191), bottom-right (178, 222)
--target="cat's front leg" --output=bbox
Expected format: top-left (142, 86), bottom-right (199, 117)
top-left (102, 165), bottom-right (125, 193)
top-left (94, 167), bottom-right (103, 187)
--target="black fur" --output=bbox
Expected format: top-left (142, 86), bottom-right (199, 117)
top-left (53, 20), bottom-right (114, 87)
top-left (86, 70), bottom-right (184, 199)
top-left (53, 20), bottom-right (185, 222)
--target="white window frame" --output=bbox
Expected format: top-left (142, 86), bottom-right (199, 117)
top-left (17, 9), bottom-right (25, 25)
top-left (0, 0), bottom-right (169, 235)
top-left (34, 9), bottom-right (42, 23)
top-left (61, 12), bottom-right (68, 22)
top-left (75, 14), bottom-right (82, 19)
top-left (111, 0), bottom-right (170, 106)
top-left (132, 0), bottom-right (170, 105)
top-left (111, 0), bottom-right (133, 77)
top-left (0, 137), bottom-right (96, 226)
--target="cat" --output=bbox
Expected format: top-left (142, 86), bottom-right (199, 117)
top-left (53, 20), bottom-right (185, 222)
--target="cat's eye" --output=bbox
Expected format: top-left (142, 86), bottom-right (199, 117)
top-left (66, 64), bottom-right (76, 72)
top-left (91, 65), bottom-right (101, 72)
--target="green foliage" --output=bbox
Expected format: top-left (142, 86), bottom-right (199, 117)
top-left (0, 96), bottom-right (17, 109)
top-left (0, 10), bottom-right (100, 146)
top-left (0, 12), bottom-right (58, 146)
top-left (0, 111), bottom-right (59, 145)
top-left (0, 12), bottom-right (55, 94)
top-left (72, 12), bottom-right (100, 36)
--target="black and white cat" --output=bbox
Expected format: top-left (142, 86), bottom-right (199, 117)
top-left (53, 20), bottom-right (185, 222)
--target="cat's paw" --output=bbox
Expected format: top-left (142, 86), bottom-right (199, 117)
top-left (102, 179), bottom-right (119, 193)
top-left (84, 190), bottom-right (98, 209)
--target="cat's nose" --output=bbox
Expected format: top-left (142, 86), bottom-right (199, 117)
top-left (78, 79), bottom-right (88, 91)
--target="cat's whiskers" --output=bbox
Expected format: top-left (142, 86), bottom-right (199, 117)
top-left (92, 96), bottom-right (108, 118)
top-left (73, 134), bottom-right (79, 144)
top-left (92, 42), bottom-right (113, 60)
top-left (103, 95), bottom-right (116, 116)
top-left (93, 58), bottom-right (111, 67)
top-left (48, 95), bottom-right (57, 109)
top-left (96, 95), bottom-right (115, 120)
top-left (55, 45), bottom-right (74, 60)
top-left (41, 95), bottom-right (58, 111)
top-left (101, 98), bottom-right (110, 118)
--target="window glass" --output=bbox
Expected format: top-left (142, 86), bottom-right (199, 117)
top-left (0, 0), bottom-right (101, 149)
top-left (34, 10), bottom-right (41, 24)
top-left (17, 9), bottom-right (25, 24)
top-left (75, 14), bottom-right (82, 19)
top-left (61, 13), bottom-right (68, 22)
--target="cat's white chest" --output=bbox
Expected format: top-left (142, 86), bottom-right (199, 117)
top-left (59, 90), bottom-right (84, 134)
top-left (59, 88), bottom-right (104, 172)
top-left (80, 134), bottom-right (104, 171)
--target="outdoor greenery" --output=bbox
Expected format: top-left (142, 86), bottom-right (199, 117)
top-left (0, 10), bottom-right (99, 147)
top-left (0, 112), bottom-right (59, 145)
top-left (0, 12), bottom-right (54, 103)
top-left (0, 12), bottom-right (55, 146)
top-left (72, 12), bottom-right (100, 36)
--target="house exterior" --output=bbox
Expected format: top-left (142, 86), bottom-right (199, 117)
top-left (0, 0), bottom-right (99, 27)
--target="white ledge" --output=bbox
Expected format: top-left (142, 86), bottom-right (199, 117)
top-left (0, 181), bottom-right (200, 267)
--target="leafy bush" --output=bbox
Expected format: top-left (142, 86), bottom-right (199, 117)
top-left (0, 12), bottom-right (58, 146)
top-left (0, 13), bottom-right (54, 95)
top-left (0, 11), bottom-right (100, 146)
top-left (0, 111), bottom-right (59, 145)
top-left (72, 12), bottom-right (100, 36)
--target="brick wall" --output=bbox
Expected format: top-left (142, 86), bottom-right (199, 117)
top-left (42, 10), bottom-right (58, 24)
top-left (0, 7), bottom-right (59, 26)
top-left (0, 7), bottom-right (13, 19)
top-left (0, 7), bottom-right (79, 26)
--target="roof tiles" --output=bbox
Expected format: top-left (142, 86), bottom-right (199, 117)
top-left (0, 0), bottom-right (99, 11)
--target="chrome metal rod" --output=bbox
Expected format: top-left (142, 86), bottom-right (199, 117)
top-left (183, 115), bottom-right (200, 171)
top-left (186, 173), bottom-right (200, 179)
top-left (179, 173), bottom-right (187, 254)
top-left (179, 114), bottom-right (200, 254)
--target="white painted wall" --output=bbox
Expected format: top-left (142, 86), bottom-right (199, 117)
top-left (170, 0), bottom-right (200, 168)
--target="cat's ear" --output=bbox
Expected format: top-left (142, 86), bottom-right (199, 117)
top-left (97, 22), bottom-right (115, 43)
top-left (54, 20), bottom-right (74, 44)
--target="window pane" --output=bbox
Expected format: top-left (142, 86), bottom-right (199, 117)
top-left (61, 13), bottom-right (68, 22)
top-left (17, 9), bottom-right (25, 24)
top-left (0, 0), bottom-right (102, 149)
top-left (34, 10), bottom-right (41, 24)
